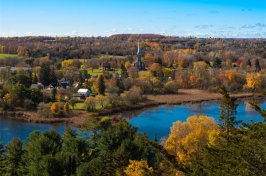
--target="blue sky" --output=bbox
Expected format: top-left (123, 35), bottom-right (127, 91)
top-left (0, 0), bottom-right (265, 38)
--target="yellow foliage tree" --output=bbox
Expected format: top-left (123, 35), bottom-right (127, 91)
top-left (124, 61), bottom-right (131, 70)
top-left (64, 102), bottom-right (70, 113)
top-left (124, 160), bottom-right (153, 176)
top-left (193, 61), bottom-right (210, 79)
top-left (61, 60), bottom-right (74, 69)
top-left (244, 72), bottom-right (261, 92)
top-left (50, 103), bottom-right (59, 113)
top-left (165, 115), bottom-right (219, 163)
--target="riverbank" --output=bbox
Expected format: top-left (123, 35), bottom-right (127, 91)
top-left (146, 89), bottom-right (263, 104)
top-left (1, 89), bottom-right (264, 127)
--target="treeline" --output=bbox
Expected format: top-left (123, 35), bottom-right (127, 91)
top-left (0, 35), bottom-right (265, 60)
top-left (1, 90), bottom-right (266, 175)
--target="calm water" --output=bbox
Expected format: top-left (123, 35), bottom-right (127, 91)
top-left (121, 98), bottom-right (266, 140)
top-left (1, 98), bottom-right (265, 145)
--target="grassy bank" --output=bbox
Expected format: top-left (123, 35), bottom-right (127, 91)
top-left (1, 89), bottom-right (264, 127)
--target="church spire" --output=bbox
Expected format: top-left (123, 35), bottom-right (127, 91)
top-left (137, 40), bottom-right (141, 55)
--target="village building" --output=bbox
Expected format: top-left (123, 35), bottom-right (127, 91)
top-left (73, 88), bottom-right (91, 100)
top-left (134, 41), bottom-right (145, 70)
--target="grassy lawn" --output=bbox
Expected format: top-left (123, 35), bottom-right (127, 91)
top-left (97, 54), bottom-right (125, 59)
top-left (87, 68), bottom-right (121, 76)
top-left (73, 102), bottom-right (86, 110)
top-left (0, 54), bottom-right (22, 59)
top-left (87, 69), bottom-right (104, 76)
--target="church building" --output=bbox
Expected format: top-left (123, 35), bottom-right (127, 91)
top-left (134, 41), bottom-right (145, 70)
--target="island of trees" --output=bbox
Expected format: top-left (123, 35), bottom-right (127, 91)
top-left (0, 34), bottom-right (265, 175)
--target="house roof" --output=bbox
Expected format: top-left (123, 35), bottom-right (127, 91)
top-left (78, 89), bottom-right (90, 93)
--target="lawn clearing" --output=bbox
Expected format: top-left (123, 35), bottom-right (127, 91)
top-left (0, 54), bottom-right (23, 59)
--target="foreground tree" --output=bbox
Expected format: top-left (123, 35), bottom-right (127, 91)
top-left (165, 115), bottom-right (220, 175)
top-left (3, 138), bottom-right (23, 176)
top-left (218, 86), bottom-right (239, 143)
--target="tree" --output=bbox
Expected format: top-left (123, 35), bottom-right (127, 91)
top-left (51, 88), bottom-right (57, 101)
top-left (149, 62), bottom-right (162, 77)
top-left (212, 57), bottom-right (222, 68)
top-left (37, 102), bottom-right (51, 118)
top-left (0, 142), bottom-right (4, 175)
top-left (218, 86), bottom-right (238, 143)
top-left (124, 61), bottom-right (131, 70)
top-left (96, 74), bottom-right (105, 95)
top-left (244, 72), bottom-right (261, 94)
top-left (23, 130), bottom-right (63, 176)
top-left (50, 103), bottom-right (59, 114)
top-left (62, 127), bottom-right (87, 176)
top-left (39, 63), bottom-right (51, 86)
top-left (64, 102), bottom-right (70, 114)
top-left (84, 96), bottom-right (96, 111)
top-left (95, 95), bottom-right (108, 109)
top-left (165, 115), bottom-right (219, 164)
top-left (163, 80), bottom-right (178, 94)
top-left (128, 67), bottom-right (139, 79)
top-left (124, 160), bottom-right (154, 176)
top-left (11, 83), bottom-right (29, 107)
top-left (254, 58), bottom-right (261, 72)
top-left (4, 138), bottom-right (23, 176)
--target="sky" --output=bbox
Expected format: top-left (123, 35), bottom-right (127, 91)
top-left (0, 0), bottom-right (265, 38)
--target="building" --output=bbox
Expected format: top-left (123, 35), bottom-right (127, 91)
top-left (134, 41), bottom-right (145, 70)
top-left (73, 89), bottom-right (91, 100)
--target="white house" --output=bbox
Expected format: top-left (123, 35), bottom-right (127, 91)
top-left (77, 89), bottom-right (91, 97)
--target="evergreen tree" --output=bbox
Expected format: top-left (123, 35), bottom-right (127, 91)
top-left (50, 66), bottom-right (57, 84)
top-left (4, 138), bottom-right (24, 176)
top-left (0, 142), bottom-right (5, 175)
top-left (254, 58), bottom-right (261, 72)
top-left (97, 74), bottom-right (105, 95)
top-left (218, 86), bottom-right (239, 143)
top-left (246, 59), bottom-right (252, 67)
top-left (39, 63), bottom-right (51, 86)
top-left (51, 88), bottom-right (57, 102)
top-left (213, 57), bottom-right (222, 68)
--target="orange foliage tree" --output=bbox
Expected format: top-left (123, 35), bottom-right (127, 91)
top-left (50, 103), bottom-right (59, 113)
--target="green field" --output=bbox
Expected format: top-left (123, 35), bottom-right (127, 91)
top-left (0, 54), bottom-right (23, 59)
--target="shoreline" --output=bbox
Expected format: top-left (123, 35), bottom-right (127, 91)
top-left (1, 89), bottom-right (265, 127)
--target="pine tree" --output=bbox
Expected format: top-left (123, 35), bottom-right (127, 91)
top-left (254, 58), bottom-right (261, 72)
top-left (218, 86), bottom-right (239, 143)
top-left (39, 63), bottom-right (51, 86)
top-left (97, 75), bottom-right (105, 95)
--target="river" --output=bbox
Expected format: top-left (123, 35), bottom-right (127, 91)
top-left (1, 98), bottom-right (265, 146)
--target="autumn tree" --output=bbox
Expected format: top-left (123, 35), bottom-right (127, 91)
top-left (84, 96), bottom-right (96, 111)
top-left (50, 103), bottom-right (59, 114)
top-left (244, 72), bottom-right (262, 94)
top-left (192, 61), bottom-right (210, 89)
top-left (128, 67), bottom-right (139, 79)
top-left (64, 101), bottom-right (70, 114)
top-left (124, 160), bottom-right (154, 176)
top-left (165, 115), bottom-right (219, 166)
top-left (163, 80), bottom-right (178, 94)
top-left (124, 61), bottom-right (131, 70)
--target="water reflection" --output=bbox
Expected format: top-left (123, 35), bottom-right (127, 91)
top-left (1, 98), bottom-right (265, 146)
top-left (123, 98), bottom-right (265, 140)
